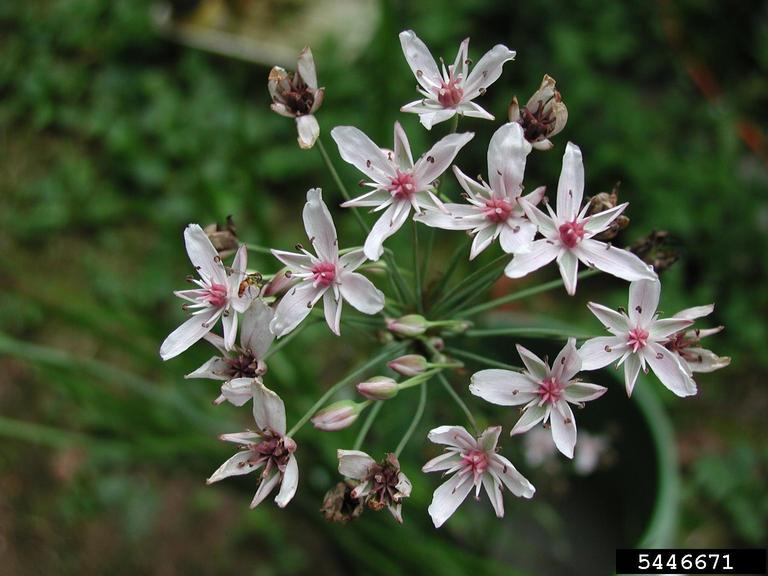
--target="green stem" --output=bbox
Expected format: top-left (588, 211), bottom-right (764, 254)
top-left (353, 401), bottom-right (383, 450)
top-left (286, 342), bottom-right (407, 437)
top-left (432, 253), bottom-right (508, 316)
top-left (394, 379), bottom-right (428, 457)
top-left (245, 243), bottom-right (274, 256)
top-left (436, 372), bottom-right (477, 433)
top-left (464, 327), bottom-right (598, 340)
top-left (316, 136), bottom-right (370, 235)
top-left (445, 347), bottom-right (522, 371)
top-left (429, 236), bottom-right (470, 307)
top-left (455, 270), bottom-right (600, 318)
top-left (449, 114), bottom-right (459, 134)
top-left (412, 220), bottom-right (423, 312)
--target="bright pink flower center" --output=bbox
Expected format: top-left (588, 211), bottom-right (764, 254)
top-left (559, 220), bottom-right (586, 248)
top-left (437, 76), bottom-right (464, 108)
top-left (461, 449), bottom-right (489, 479)
top-left (537, 377), bottom-right (563, 404)
top-left (204, 282), bottom-right (228, 308)
top-left (627, 327), bottom-right (649, 352)
top-left (386, 170), bottom-right (417, 199)
top-left (483, 197), bottom-right (514, 223)
top-left (311, 261), bottom-right (337, 287)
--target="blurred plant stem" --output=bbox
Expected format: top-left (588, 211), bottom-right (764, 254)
top-left (445, 347), bottom-right (521, 371)
top-left (465, 327), bottom-right (599, 340)
top-left (353, 400), bottom-right (383, 450)
top-left (394, 379), bottom-right (427, 457)
top-left (437, 372), bottom-right (477, 433)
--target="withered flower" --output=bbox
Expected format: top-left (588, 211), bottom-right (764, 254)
top-left (203, 216), bottom-right (239, 257)
top-left (320, 482), bottom-right (365, 524)
top-left (629, 230), bottom-right (680, 273)
top-left (269, 47), bottom-right (325, 149)
top-left (586, 183), bottom-right (630, 241)
top-left (509, 74), bottom-right (568, 150)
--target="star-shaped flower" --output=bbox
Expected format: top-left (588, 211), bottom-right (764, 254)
top-left (399, 30), bottom-right (515, 129)
top-left (331, 122), bottom-right (473, 260)
top-left (504, 142), bottom-right (657, 295)
top-left (207, 381), bottom-right (299, 509)
top-left (665, 304), bottom-right (730, 374)
top-left (580, 279), bottom-right (697, 397)
top-left (160, 224), bottom-right (255, 360)
top-left (415, 122), bottom-right (544, 259)
top-left (270, 188), bottom-right (385, 337)
top-left (422, 425), bottom-right (534, 528)
top-left (470, 339), bottom-right (607, 458)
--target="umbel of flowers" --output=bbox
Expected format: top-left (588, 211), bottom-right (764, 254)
top-left (160, 30), bottom-right (729, 528)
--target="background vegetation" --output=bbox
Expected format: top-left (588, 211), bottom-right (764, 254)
top-left (1, 0), bottom-right (766, 574)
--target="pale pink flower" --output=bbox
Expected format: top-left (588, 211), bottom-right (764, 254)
top-left (415, 122), bottom-right (544, 259)
top-left (268, 47), bottom-right (325, 149)
top-left (270, 188), bottom-right (385, 337)
top-left (160, 224), bottom-right (255, 360)
top-left (337, 450), bottom-right (412, 523)
top-left (665, 305), bottom-right (731, 374)
top-left (470, 339), bottom-right (606, 458)
top-left (207, 381), bottom-right (299, 509)
top-left (399, 30), bottom-right (515, 129)
top-left (504, 142), bottom-right (657, 295)
top-left (331, 123), bottom-right (473, 260)
top-left (422, 425), bottom-right (534, 528)
top-left (185, 299), bottom-right (275, 406)
top-left (580, 279), bottom-right (698, 397)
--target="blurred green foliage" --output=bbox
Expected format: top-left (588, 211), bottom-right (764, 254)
top-left (1, 0), bottom-right (767, 574)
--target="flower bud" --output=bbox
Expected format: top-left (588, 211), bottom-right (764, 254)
top-left (386, 314), bottom-right (428, 337)
top-left (509, 74), bottom-right (568, 150)
top-left (312, 400), bottom-right (366, 431)
top-left (387, 354), bottom-right (428, 377)
top-left (356, 376), bottom-right (399, 400)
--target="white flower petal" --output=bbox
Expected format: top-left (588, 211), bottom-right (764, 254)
top-left (644, 343), bottom-right (697, 397)
top-left (628, 279), bottom-right (661, 327)
top-left (463, 44), bottom-right (516, 100)
top-left (414, 132), bottom-right (474, 186)
top-left (427, 425), bottom-right (476, 450)
top-left (184, 224), bottom-right (226, 285)
top-left (487, 123), bottom-right (530, 198)
top-left (563, 382), bottom-right (607, 403)
top-left (296, 115), bottom-right (320, 149)
top-left (586, 302), bottom-right (630, 333)
top-left (574, 239), bottom-right (657, 282)
top-left (303, 188), bottom-right (338, 263)
top-left (252, 380), bottom-right (287, 435)
top-left (673, 304), bottom-right (715, 321)
top-left (550, 401), bottom-right (577, 458)
top-left (271, 249), bottom-right (314, 272)
top-left (399, 30), bottom-right (442, 93)
top-left (323, 290), bottom-right (342, 336)
top-left (583, 203), bottom-right (629, 235)
top-left (393, 121), bottom-right (414, 170)
top-left (457, 100), bottom-right (495, 120)
top-left (510, 404), bottom-right (548, 435)
top-left (520, 200), bottom-right (558, 237)
top-left (469, 225), bottom-right (497, 260)
top-left (490, 454), bottom-right (535, 498)
top-left (499, 219), bottom-right (537, 254)
top-left (557, 249), bottom-right (580, 295)
top-left (330, 126), bottom-right (395, 184)
top-left (650, 318), bottom-right (693, 340)
top-left (207, 451), bottom-right (260, 484)
top-left (405, 106), bottom-right (457, 130)
top-left (296, 46), bottom-right (318, 89)
top-left (340, 271), bottom-right (385, 314)
top-left (427, 473), bottom-right (474, 528)
top-left (414, 204), bottom-right (483, 230)
top-left (363, 201), bottom-right (410, 261)
top-left (337, 449), bottom-right (375, 480)
top-left (623, 353), bottom-right (642, 396)
top-left (504, 239), bottom-right (559, 278)
top-left (338, 248), bottom-right (367, 272)
top-left (219, 378), bottom-right (254, 407)
top-left (185, 356), bottom-right (228, 380)
top-left (516, 344), bottom-right (549, 379)
top-left (160, 309), bottom-right (218, 361)
top-left (556, 143), bottom-right (584, 222)
top-left (221, 311), bottom-right (238, 351)
top-left (482, 474), bottom-right (505, 518)
top-left (683, 347), bottom-right (731, 373)
top-left (579, 336), bottom-right (627, 370)
top-left (240, 299), bottom-right (275, 358)
top-left (551, 338), bottom-right (581, 382)
top-left (270, 281), bottom-right (325, 338)
top-left (478, 426), bottom-right (503, 452)
top-left (274, 454), bottom-right (299, 508)
top-left (470, 369), bottom-right (538, 406)
top-left (422, 451), bottom-right (462, 473)
top-left (250, 470), bottom-right (281, 509)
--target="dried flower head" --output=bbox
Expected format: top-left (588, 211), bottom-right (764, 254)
top-left (509, 74), bottom-right (568, 150)
top-left (586, 183), bottom-right (630, 241)
top-left (320, 482), bottom-right (365, 523)
top-left (338, 450), bottom-right (412, 523)
top-left (203, 216), bottom-right (239, 257)
top-left (629, 230), bottom-right (680, 273)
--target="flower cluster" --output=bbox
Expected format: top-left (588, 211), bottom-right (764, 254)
top-left (160, 30), bottom-right (729, 529)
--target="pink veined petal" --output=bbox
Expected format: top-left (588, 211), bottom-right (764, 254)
top-left (510, 404), bottom-right (548, 435)
top-left (338, 248), bottom-right (367, 272)
top-left (521, 185), bottom-right (547, 209)
top-left (683, 347), bottom-right (731, 373)
top-left (303, 188), bottom-right (338, 263)
top-left (586, 302), bottom-right (630, 334)
top-left (623, 353), bottom-right (642, 396)
top-left (578, 336), bottom-right (627, 370)
top-left (487, 123), bottom-right (530, 198)
top-left (482, 474), bottom-right (505, 518)
top-left (270, 281), bottom-right (325, 338)
top-left (504, 239), bottom-right (560, 279)
top-left (414, 204), bottom-right (484, 231)
top-left (271, 249), bottom-right (314, 272)
top-left (219, 431), bottom-right (260, 445)
top-left (456, 100), bottom-right (495, 120)
top-left (206, 451), bottom-right (261, 484)
top-left (330, 126), bottom-right (395, 185)
top-left (574, 239), bottom-right (657, 282)
top-left (520, 199), bottom-right (558, 237)
top-left (252, 381), bottom-right (287, 435)
top-left (184, 223), bottom-right (227, 285)
top-left (296, 114), bottom-right (319, 149)
top-left (489, 454), bottom-right (535, 498)
top-left (363, 201), bottom-right (410, 261)
top-left (470, 369), bottom-right (539, 406)
top-left (463, 44), bottom-right (516, 100)
top-left (393, 121), bottom-right (414, 170)
top-left (427, 472), bottom-right (474, 528)
top-left (185, 356), bottom-right (228, 380)
top-left (557, 249), bottom-right (580, 295)
top-left (160, 308), bottom-right (218, 361)
top-left (551, 338), bottom-right (581, 382)
top-left (628, 279), bottom-right (661, 327)
top-left (583, 203), bottom-right (629, 235)
top-left (218, 378), bottom-right (254, 407)
top-left (452, 37), bottom-right (470, 81)
top-left (469, 224), bottom-right (498, 260)
top-left (398, 30), bottom-right (442, 93)
top-left (516, 344), bottom-right (549, 380)
top-left (563, 382), bottom-right (608, 403)
top-left (396, 472), bottom-right (412, 497)
top-left (339, 271), bottom-right (385, 314)
top-left (422, 451), bottom-right (462, 473)
top-left (556, 143), bottom-right (585, 222)
top-left (274, 455), bottom-right (299, 508)
top-left (250, 470), bottom-right (281, 509)
top-left (402, 104), bottom-right (458, 130)
top-left (650, 317), bottom-right (693, 340)
top-left (221, 310), bottom-right (238, 351)
top-left (550, 401), bottom-right (577, 459)
top-left (452, 165), bottom-right (492, 199)
top-left (644, 342), bottom-right (697, 397)
top-left (478, 426), bottom-right (503, 452)
top-left (499, 219), bottom-right (537, 254)
top-left (323, 290), bottom-right (342, 336)
top-left (427, 425), bottom-right (477, 450)
top-left (341, 188), bottom-right (393, 208)
top-left (414, 132), bottom-right (475, 186)
top-left (673, 304), bottom-right (715, 321)
top-left (337, 449), bottom-right (375, 480)
top-left (296, 46), bottom-right (318, 89)
top-left (240, 299), bottom-right (275, 359)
